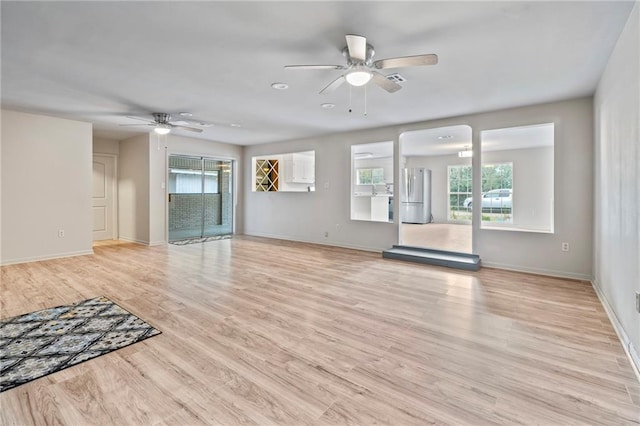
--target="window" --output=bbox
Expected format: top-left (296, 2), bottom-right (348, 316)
top-left (448, 165), bottom-right (472, 221)
top-left (351, 141), bottom-right (393, 222)
top-left (480, 123), bottom-right (554, 232)
top-left (481, 163), bottom-right (513, 223)
top-left (356, 168), bottom-right (385, 185)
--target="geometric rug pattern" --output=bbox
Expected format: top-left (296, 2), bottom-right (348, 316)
top-left (0, 296), bottom-right (161, 392)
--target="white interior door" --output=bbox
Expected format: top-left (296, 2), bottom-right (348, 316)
top-left (92, 154), bottom-right (116, 241)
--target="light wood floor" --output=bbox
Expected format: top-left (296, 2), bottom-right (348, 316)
top-left (1, 236), bottom-right (638, 425)
top-left (401, 223), bottom-right (472, 253)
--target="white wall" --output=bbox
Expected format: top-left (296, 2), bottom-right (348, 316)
top-left (407, 146), bottom-right (553, 230)
top-left (118, 134), bottom-right (150, 244)
top-left (1, 110), bottom-right (93, 264)
top-left (93, 137), bottom-right (120, 155)
top-left (243, 97), bottom-right (593, 279)
top-left (594, 1), bottom-right (639, 371)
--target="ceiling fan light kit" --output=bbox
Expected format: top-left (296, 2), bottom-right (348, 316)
top-left (345, 69), bottom-right (372, 87)
top-left (154, 124), bottom-right (171, 135)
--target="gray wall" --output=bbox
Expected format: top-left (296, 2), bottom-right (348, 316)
top-left (594, 2), bottom-right (639, 371)
top-left (407, 146), bottom-right (553, 230)
top-left (1, 110), bottom-right (93, 264)
top-left (243, 97), bottom-right (594, 279)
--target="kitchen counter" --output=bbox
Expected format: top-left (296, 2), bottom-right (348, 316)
top-left (353, 193), bottom-right (393, 197)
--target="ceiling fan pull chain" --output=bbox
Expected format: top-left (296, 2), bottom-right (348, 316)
top-left (349, 84), bottom-right (353, 113)
top-left (364, 84), bottom-right (368, 117)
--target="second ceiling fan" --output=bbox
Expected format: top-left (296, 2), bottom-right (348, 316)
top-left (285, 34), bottom-right (438, 94)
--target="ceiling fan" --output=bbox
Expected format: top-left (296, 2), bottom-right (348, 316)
top-left (120, 113), bottom-right (204, 135)
top-left (285, 34), bottom-right (438, 94)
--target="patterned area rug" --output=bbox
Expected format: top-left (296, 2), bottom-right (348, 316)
top-left (0, 296), bottom-right (161, 392)
top-left (168, 234), bottom-right (231, 245)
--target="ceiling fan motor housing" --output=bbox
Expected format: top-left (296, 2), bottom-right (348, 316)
top-left (152, 112), bottom-right (171, 124)
top-left (342, 44), bottom-right (375, 66)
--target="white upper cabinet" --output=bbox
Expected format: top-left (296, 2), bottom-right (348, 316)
top-left (284, 152), bottom-right (315, 183)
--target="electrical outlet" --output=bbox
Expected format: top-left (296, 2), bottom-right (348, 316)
top-left (324, 231), bottom-right (329, 238)
top-left (561, 242), bottom-right (569, 252)
top-left (58, 229), bottom-right (65, 238)
top-left (636, 292), bottom-right (640, 314)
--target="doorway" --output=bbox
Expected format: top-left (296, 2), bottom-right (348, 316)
top-left (92, 154), bottom-right (117, 241)
top-left (168, 155), bottom-right (233, 242)
top-left (399, 125), bottom-right (473, 253)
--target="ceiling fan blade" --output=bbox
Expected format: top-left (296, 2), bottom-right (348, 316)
top-left (373, 54), bottom-right (438, 69)
top-left (119, 123), bottom-right (154, 127)
top-left (171, 124), bottom-right (203, 133)
top-left (345, 34), bottom-right (367, 62)
top-left (285, 65), bottom-right (345, 70)
top-left (371, 72), bottom-right (402, 93)
top-left (319, 75), bottom-right (346, 94)
top-left (125, 115), bottom-right (155, 123)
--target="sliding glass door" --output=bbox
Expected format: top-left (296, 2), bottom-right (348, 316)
top-left (168, 155), bottom-right (233, 242)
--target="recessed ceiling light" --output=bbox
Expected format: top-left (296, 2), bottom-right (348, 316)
top-left (178, 112), bottom-right (193, 117)
top-left (271, 82), bottom-right (289, 90)
top-left (230, 123), bottom-right (242, 128)
top-left (437, 135), bottom-right (453, 140)
top-left (321, 103), bottom-right (335, 109)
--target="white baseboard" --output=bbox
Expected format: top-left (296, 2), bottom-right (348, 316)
top-left (591, 279), bottom-right (640, 382)
top-left (481, 260), bottom-right (591, 281)
top-left (1, 249), bottom-right (94, 266)
top-left (244, 233), bottom-right (593, 280)
top-left (243, 231), bottom-right (383, 253)
top-left (118, 237), bottom-right (150, 246)
top-left (118, 236), bottom-right (166, 247)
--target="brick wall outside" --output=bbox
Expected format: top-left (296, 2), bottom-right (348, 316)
top-left (168, 193), bottom-right (232, 231)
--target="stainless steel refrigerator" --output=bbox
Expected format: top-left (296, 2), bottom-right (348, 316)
top-left (400, 168), bottom-right (432, 224)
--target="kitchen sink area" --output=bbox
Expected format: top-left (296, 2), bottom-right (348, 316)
top-left (351, 141), bottom-right (395, 223)
top-left (352, 187), bottom-right (394, 222)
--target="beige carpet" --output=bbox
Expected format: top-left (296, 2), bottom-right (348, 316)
top-left (400, 222), bottom-right (472, 253)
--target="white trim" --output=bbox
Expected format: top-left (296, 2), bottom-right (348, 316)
top-left (243, 231), bottom-right (382, 253)
top-left (118, 237), bottom-right (150, 246)
top-left (1, 250), bottom-right (94, 266)
top-left (481, 260), bottom-right (591, 281)
top-left (118, 238), bottom-right (165, 247)
top-left (591, 279), bottom-right (640, 382)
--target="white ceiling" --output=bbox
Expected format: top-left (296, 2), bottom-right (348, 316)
top-left (1, 1), bottom-right (634, 146)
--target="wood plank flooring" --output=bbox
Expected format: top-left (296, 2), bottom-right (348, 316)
top-left (1, 236), bottom-right (639, 425)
